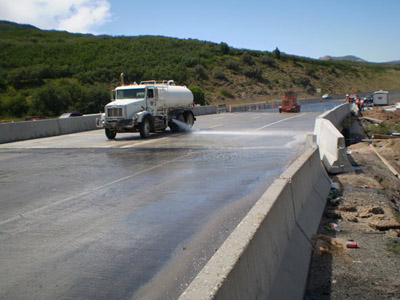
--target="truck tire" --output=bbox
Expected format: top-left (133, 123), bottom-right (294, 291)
top-left (169, 121), bottom-right (179, 133)
top-left (177, 113), bottom-right (185, 123)
top-left (184, 112), bottom-right (194, 128)
top-left (105, 128), bottom-right (116, 139)
top-left (139, 118), bottom-right (151, 138)
top-left (169, 113), bottom-right (184, 133)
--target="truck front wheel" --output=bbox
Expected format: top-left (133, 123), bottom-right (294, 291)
top-left (139, 118), bottom-right (151, 138)
top-left (105, 128), bottom-right (116, 139)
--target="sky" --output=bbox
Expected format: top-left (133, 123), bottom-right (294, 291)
top-left (0, 0), bottom-right (399, 63)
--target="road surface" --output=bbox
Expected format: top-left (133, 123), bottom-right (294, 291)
top-left (0, 101), bottom-right (341, 299)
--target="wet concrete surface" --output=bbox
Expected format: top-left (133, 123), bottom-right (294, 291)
top-left (0, 101), bottom-right (342, 299)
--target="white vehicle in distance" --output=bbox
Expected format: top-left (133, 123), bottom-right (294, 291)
top-left (322, 94), bottom-right (332, 99)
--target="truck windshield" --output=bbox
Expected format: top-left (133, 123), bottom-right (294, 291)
top-left (116, 88), bottom-right (145, 99)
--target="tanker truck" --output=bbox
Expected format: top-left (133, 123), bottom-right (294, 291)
top-left (97, 80), bottom-right (196, 139)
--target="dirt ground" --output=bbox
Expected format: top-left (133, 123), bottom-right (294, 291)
top-left (362, 105), bottom-right (400, 127)
top-left (305, 108), bottom-right (400, 299)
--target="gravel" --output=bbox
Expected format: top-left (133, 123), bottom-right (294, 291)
top-left (304, 139), bottom-right (400, 299)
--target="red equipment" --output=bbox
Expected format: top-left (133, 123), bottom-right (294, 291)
top-left (278, 91), bottom-right (301, 113)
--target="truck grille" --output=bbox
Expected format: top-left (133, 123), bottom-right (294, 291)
top-left (107, 107), bottom-right (123, 118)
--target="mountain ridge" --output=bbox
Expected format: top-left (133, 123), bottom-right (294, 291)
top-left (319, 55), bottom-right (400, 65)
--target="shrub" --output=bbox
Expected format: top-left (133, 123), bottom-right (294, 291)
top-left (305, 66), bottom-right (319, 79)
top-left (213, 68), bottom-right (228, 81)
top-left (386, 240), bottom-right (400, 254)
top-left (366, 122), bottom-right (392, 135)
top-left (295, 76), bottom-right (312, 88)
top-left (218, 88), bottom-right (234, 98)
top-left (184, 57), bottom-right (202, 68)
top-left (307, 86), bottom-right (317, 94)
top-left (226, 60), bottom-right (240, 71)
top-left (241, 51), bottom-right (255, 66)
top-left (194, 64), bottom-right (208, 80)
top-left (260, 56), bottom-right (276, 68)
top-left (188, 85), bottom-right (207, 105)
top-left (394, 124), bottom-right (400, 133)
top-left (4, 94), bottom-right (29, 117)
top-left (244, 67), bottom-right (263, 82)
top-left (329, 66), bottom-right (339, 76)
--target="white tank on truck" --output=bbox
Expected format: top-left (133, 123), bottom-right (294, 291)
top-left (158, 85), bottom-right (194, 107)
top-left (97, 79), bottom-right (196, 139)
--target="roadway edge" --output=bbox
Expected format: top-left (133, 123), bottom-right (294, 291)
top-left (179, 147), bottom-right (331, 300)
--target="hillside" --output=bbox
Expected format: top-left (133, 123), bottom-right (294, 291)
top-left (1, 20), bottom-right (400, 118)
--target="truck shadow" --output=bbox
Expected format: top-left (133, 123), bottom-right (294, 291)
top-left (112, 130), bottom-right (192, 141)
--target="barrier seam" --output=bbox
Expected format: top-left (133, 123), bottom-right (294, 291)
top-left (312, 185), bottom-right (326, 204)
top-left (289, 181), bottom-right (312, 245)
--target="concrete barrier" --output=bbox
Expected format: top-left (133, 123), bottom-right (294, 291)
top-left (0, 114), bottom-right (101, 144)
top-left (0, 106), bottom-right (218, 144)
top-left (317, 102), bottom-right (350, 130)
top-left (179, 147), bottom-right (331, 300)
top-left (58, 115), bottom-right (101, 135)
top-left (193, 106), bottom-right (218, 116)
top-left (314, 103), bottom-right (353, 174)
top-left (222, 96), bottom-right (336, 113)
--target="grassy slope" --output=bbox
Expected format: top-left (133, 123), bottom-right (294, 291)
top-left (1, 20), bottom-right (399, 114)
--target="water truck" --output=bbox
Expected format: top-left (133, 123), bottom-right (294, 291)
top-left (97, 79), bottom-right (196, 139)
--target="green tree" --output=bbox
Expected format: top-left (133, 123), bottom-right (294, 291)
top-left (4, 94), bottom-right (29, 117)
top-left (273, 47), bottom-right (281, 59)
top-left (0, 68), bottom-right (7, 92)
top-left (32, 83), bottom-right (72, 116)
top-left (219, 42), bottom-right (230, 55)
top-left (81, 85), bottom-right (109, 113)
top-left (189, 85), bottom-right (207, 105)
